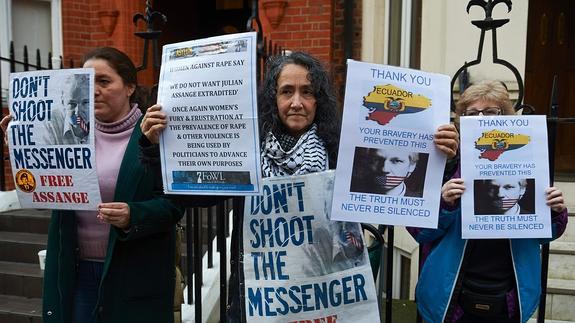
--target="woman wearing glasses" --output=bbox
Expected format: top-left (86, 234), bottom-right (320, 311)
top-left (458, 81), bottom-right (510, 117)
top-left (408, 80), bottom-right (568, 323)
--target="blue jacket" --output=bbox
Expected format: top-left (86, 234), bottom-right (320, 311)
top-left (409, 205), bottom-right (568, 323)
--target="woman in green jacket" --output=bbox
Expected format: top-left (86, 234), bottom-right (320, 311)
top-left (41, 47), bottom-right (183, 323)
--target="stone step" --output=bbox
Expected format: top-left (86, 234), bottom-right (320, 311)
top-left (0, 261), bottom-right (43, 298)
top-left (543, 278), bottom-right (575, 321)
top-left (548, 241), bottom-right (575, 280)
top-left (550, 241), bottom-right (575, 255)
top-left (0, 232), bottom-right (47, 264)
top-left (0, 294), bottom-right (41, 323)
top-left (528, 319), bottom-right (575, 323)
top-left (548, 278), bottom-right (575, 296)
top-left (0, 209), bottom-right (51, 234)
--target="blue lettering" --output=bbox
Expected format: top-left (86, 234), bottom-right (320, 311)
top-left (276, 251), bottom-right (289, 280)
top-left (250, 252), bottom-right (262, 280)
top-left (288, 286), bottom-right (302, 313)
top-left (12, 147), bottom-right (91, 170)
top-left (274, 217), bottom-right (289, 247)
top-left (289, 216), bottom-right (305, 246)
top-left (249, 219), bottom-right (261, 248)
top-left (342, 276), bottom-right (353, 304)
top-left (264, 287), bottom-right (277, 316)
top-left (313, 282), bottom-right (329, 310)
top-left (247, 288), bottom-right (263, 316)
top-left (275, 287), bottom-right (289, 315)
top-left (250, 216), bottom-right (314, 248)
top-left (353, 274), bottom-right (367, 301)
top-left (250, 196), bottom-right (260, 214)
top-left (329, 279), bottom-right (341, 306)
top-left (272, 183), bottom-right (289, 213)
top-left (261, 185), bottom-right (273, 214)
top-left (300, 284), bottom-right (313, 312)
top-left (261, 219), bottom-right (274, 247)
top-left (293, 182), bottom-right (305, 212)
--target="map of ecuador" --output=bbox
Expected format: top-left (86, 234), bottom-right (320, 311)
top-left (363, 84), bottom-right (432, 125)
top-left (475, 130), bottom-right (530, 161)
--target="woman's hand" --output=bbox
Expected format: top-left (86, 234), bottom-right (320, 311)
top-left (442, 178), bottom-right (465, 205)
top-left (97, 202), bottom-right (131, 229)
top-left (434, 124), bottom-right (459, 158)
top-left (140, 104), bottom-right (167, 144)
top-left (1, 115), bottom-right (12, 146)
top-left (546, 187), bottom-right (566, 213)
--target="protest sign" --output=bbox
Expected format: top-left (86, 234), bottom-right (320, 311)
top-left (156, 32), bottom-right (261, 195)
top-left (331, 60), bottom-right (450, 227)
top-left (460, 115), bottom-right (551, 239)
top-left (7, 69), bottom-right (101, 210)
top-left (243, 171), bottom-right (380, 323)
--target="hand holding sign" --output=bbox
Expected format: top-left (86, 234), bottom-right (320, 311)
top-left (434, 124), bottom-right (459, 158)
top-left (98, 202), bottom-right (131, 229)
top-left (141, 104), bottom-right (167, 144)
top-left (441, 178), bottom-right (465, 206)
top-left (0, 115), bottom-right (11, 146)
top-left (546, 187), bottom-right (566, 213)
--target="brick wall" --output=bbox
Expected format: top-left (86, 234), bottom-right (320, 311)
top-left (259, 0), bottom-right (334, 64)
top-left (332, 0), bottom-right (362, 101)
top-left (259, 0), bottom-right (362, 106)
top-left (61, 0), bottom-right (155, 86)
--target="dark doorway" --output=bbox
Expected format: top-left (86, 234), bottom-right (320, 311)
top-left (524, 0), bottom-right (575, 174)
top-left (154, 0), bottom-right (252, 48)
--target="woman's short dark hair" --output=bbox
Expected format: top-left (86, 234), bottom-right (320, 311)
top-left (82, 47), bottom-right (148, 109)
top-left (259, 51), bottom-right (341, 167)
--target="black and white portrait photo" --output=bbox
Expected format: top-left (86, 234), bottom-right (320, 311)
top-left (474, 178), bottom-right (535, 215)
top-left (44, 73), bottom-right (91, 145)
top-left (350, 147), bottom-right (428, 197)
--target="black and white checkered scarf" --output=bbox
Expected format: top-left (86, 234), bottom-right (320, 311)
top-left (261, 124), bottom-right (328, 177)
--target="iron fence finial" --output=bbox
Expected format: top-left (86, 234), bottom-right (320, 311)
top-left (451, 0), bottom-right (524, 111)
top-left (133, 0), bottom-right (166, 71)
top-left (466, 0), bottom-right (512, 19)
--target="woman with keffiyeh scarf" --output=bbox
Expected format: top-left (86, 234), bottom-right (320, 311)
top-left (141, 52), bottom-right (342, 322)
top-left (139, 51), bottom-right (459, 322)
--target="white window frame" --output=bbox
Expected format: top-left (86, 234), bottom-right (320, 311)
top-left (362, 0), bottom-right (414, 67)
top-left (1, 0), bottom-right (62, 103)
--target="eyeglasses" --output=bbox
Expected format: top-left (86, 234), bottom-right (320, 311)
top-left (463, 107), bottom-right (502, 116)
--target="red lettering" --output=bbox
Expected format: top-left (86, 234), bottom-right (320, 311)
top-left (32, 191), bottom-right (89, 203)
top-left (39, 175), bottom-right (74, 187)
top-left (77, 192), bottom-right (89, 203)
top-left (289, 315), bottom-right (336, 323)
top-left (32, 192), bottom-right (43, 202)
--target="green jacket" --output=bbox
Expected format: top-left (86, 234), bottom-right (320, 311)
top-left (42, 120), bottom-right (183, 323)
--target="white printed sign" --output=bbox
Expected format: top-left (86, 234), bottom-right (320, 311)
top-left (243, 171), bottom-right (380, 323)
top-left (157, 32), bottom-right (261, 195)
top-left (460, 115), bottom-right (551, 239)
top-left (331, 60), bottom-right (450, 228)
top-left (7, 69), bottom-right (101, 210)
